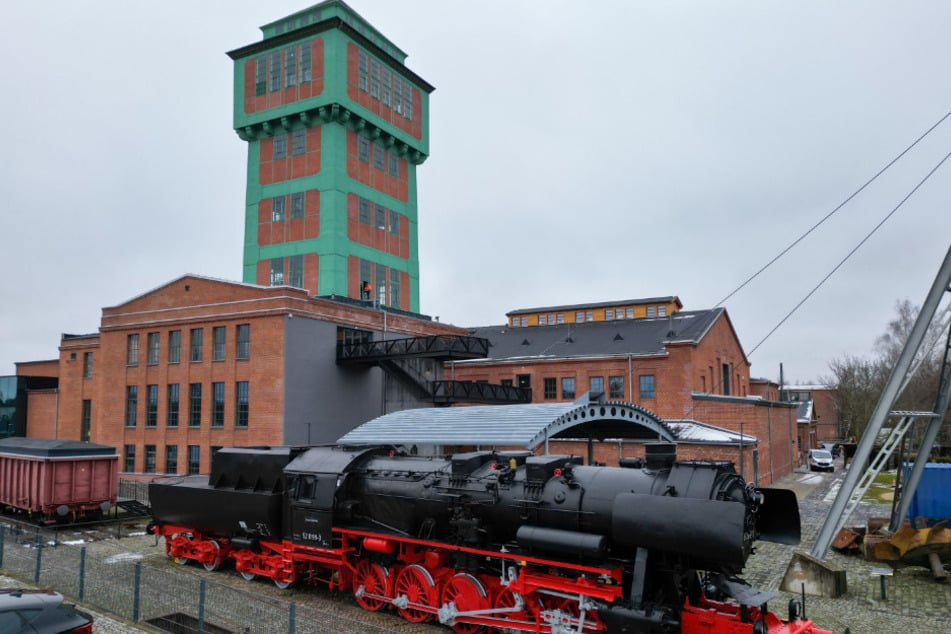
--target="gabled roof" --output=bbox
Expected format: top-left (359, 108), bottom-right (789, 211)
top-left (464, 308), bottom-right (726, 362)
top-left (665, 419), bottom-right (758, 445)
top-left (338, 394), bottom-right (676, 449)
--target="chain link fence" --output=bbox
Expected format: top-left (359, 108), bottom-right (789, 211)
top-left (0, 524), bottom-right (410, 634)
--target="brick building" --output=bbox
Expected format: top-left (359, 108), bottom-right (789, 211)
top-left (450, 298), bottom-right (801, 483)
top-left (783, 383), bottom-right (840, 443)
top-left (22, 275), bottom-right (472, 476)
top-left (10, 3), bottom-right (804, 486)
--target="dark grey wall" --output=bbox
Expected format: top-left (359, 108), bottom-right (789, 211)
top-left (283, 316), bottom-right (385, 444)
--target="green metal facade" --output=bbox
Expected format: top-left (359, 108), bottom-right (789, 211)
top-left (228, 1), bottom-right (432, 312)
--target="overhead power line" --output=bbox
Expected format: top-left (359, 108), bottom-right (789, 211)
top-left (715, 107), bottom-right (951, 308)
top-left (746, 150), bottom-right (951, 358)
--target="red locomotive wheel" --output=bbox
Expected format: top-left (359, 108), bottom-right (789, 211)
top-left (202, 540), bottom-right (221, 572)
top-left (169, 532), bottom-right (193, 565)
top-left (543, 596), bottom-right (602, 632)
top-left (491, 587), bottom-right (537, 633)
top-left (441, 573), bottom-right (489, 634)
top-left (353, 561), bottom-right (391, 612)
top-left (394, 564), bottom-right (438, 623)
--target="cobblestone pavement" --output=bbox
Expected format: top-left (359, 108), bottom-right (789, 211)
top-left (744, 461), bottom-right (951, 633)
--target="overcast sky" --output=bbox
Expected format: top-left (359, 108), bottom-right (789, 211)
top-left (2, 1), bottom-right (950, 383)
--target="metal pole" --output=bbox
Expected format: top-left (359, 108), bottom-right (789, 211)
top-left (199, 578), bottom-right (206, 634)
top-left (812, 243), bottom-right (951, 558)
top-left (79, 548), bottom-right (86, 601)
top-left (133, 562), bottom-right (141, 623)
top-left (891, 324), bottom-right (951, 530)
top-left (34, 541), bottom-right (42, 584)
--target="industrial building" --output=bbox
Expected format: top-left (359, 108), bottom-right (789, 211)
top-left (6, 1), bottom-right (813, 485)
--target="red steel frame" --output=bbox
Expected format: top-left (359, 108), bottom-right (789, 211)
top-left (152, 523), bottom-right (833, 634)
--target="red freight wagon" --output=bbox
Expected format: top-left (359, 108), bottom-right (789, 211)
top-left (0, 438), bottom-right (118, 523)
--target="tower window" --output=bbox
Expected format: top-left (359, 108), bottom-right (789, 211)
top-left (284, 47), bottom-right (297, 87)
top-left (269, 51), bottom-right (281, 92)
top-left (404, 83), bottom-right (413, 120)
top-left (358, 137), bottom-right (369, 162)
top-left (358, 50), bottom-right (368, 91)
top-left (372, 142), bottom-right (384, 170)
top-left (288, 255), bottom-right (304, 288)
top-left (381, 68), bottom-right (391, 106)
top-left (358, 197), bottom-right (370, 223)
top-left (272, 196), bottom-right (286, 222)
top-left (273, 134), bottom-right (287, 160)
top-left (254, 56), bottom-right (266, 96)
top-left (300, 42), bottom-right (311, 82)
top-left (270, 258), bottom-right (284, 286)
top-left (291, 128), bottom-right (307, 155)
top-left (290, 192), bottom-right (305, 218)
top-left (370, 60), bottom-right (380, 98)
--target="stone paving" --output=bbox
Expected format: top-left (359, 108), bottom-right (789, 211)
top-left (744, 462), bottom-right (951, 633)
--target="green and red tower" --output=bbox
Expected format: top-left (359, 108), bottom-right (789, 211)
top-left (227, 1), bottom-right (432, 312)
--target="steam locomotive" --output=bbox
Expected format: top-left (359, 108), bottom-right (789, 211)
top-left (149, 443), bottom-right (838, 633)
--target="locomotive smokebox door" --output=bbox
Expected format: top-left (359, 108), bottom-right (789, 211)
top-left (289, 473), bottom-right (337, 547)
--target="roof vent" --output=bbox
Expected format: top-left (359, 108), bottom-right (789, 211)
top-left (613, 333), bottom-right (624, 341)
top-left (667, 330), bottom-right (676, 337)
top-left (521, 339), bottom-right (530, 346)
top-left (565, 336), bottom-right (574, 343)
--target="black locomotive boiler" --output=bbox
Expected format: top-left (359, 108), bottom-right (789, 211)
top-left (149, 444), bottom-right (835, 633)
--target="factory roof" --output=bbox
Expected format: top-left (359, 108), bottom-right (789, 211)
top-left (338, 393), bottom-right (676, 449)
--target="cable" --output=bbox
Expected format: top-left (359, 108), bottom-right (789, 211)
top-left (746, 149), bottom-right (951, 357)
top-left (677, 148), bottom-right (951, 421)
top-left (715, 108), bottom-right (951, 308)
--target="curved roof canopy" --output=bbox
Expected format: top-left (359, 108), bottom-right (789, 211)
top-left (338, 393), bottom-right (676, 449)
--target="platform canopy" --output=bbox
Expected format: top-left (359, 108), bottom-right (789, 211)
top-left (338, 393), bottom-right (676, 450)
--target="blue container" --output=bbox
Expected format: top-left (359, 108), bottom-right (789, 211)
top-left (902, 462), bottom-right (951, 524)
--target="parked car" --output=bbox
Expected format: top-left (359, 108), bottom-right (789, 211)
top-left (809, 448), bottom-right (835, 472)
top-left (0, 590), bottom-right (92, 633)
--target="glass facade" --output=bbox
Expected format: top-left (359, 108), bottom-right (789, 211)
top-left (0, 376), bottom-right (18, 438)
top-left (0, 375), bottom-right (57, 439)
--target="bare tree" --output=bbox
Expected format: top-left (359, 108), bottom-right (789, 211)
top-left (824, 300), bottom-right (948, 443)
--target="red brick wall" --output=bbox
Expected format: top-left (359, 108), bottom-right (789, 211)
top-left (811, 388), bottom-right (839, 441)
top-left (259, 127), bottom-right (321, 185)
top-left (25, 391), bottom-right (57, 439)
top-left (258, 190), bottom-right (320, 246)
top-left (346, 193), bottom-right (410, 258)
top-left (345, 130), bottom-right (408, 202)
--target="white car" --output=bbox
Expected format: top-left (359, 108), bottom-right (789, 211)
top-left (808, 449), bottom-right (835, 472)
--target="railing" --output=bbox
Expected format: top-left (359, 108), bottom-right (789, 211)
top-left (431, 381), bottom-right (532, 404)
top-left (337, 335), bottom-right (489, 364)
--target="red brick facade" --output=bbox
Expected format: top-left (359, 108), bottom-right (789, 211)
top-left (32, 275), bottom-right (464, 476)
top-left (452, 310), bottom-right (799, 484)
